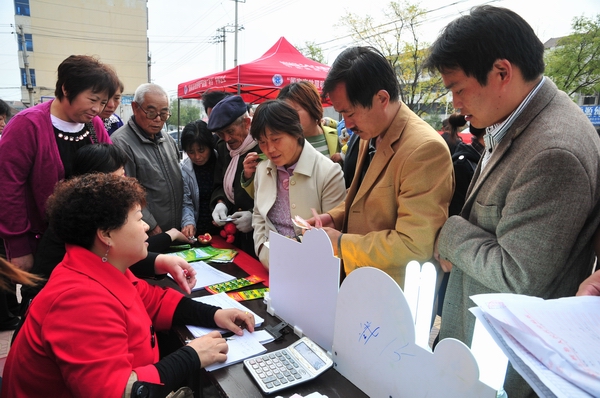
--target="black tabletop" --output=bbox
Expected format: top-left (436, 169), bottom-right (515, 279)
top-left (163, 259), bottom-right (368, 398)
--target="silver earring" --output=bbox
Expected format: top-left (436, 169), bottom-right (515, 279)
top-left (102, 245), bottom-right (110, 263)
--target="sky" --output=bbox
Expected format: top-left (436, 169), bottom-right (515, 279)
top-left (1, 0), bottom-right (599, 101)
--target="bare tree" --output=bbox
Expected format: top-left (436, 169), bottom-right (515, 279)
top-left (339, 1), bottom-right (447, 116)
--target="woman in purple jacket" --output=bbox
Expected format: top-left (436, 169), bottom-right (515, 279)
top-left (0, 55), bottom-right (118, 272)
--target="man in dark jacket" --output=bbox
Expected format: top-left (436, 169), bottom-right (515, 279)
top-left (208, 96), bottom-right (259, 256)
top-left (112, 83), bottom-right (183, 235)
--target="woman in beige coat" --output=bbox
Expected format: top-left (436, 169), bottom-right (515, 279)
top-left (244, 100), bottom-right (346, 269)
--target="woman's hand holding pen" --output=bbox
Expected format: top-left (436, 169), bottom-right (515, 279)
top-left (214, 308), bottom-right (255, 336)
top-left (186, 330), bottom-right (229, 368)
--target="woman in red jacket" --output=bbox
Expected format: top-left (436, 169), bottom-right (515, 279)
top-left (2, 173), bottom-right (254, 398)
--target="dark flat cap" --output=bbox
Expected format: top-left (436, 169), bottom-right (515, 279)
top-left (207, 95), bottom-right (247, 131)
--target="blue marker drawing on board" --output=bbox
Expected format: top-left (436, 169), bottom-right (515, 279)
top-left (358, 321), bottom-right (380, 345)
top-left (380, 338), bottom-right (415, 362)
top-left (393, 342), bottom-right (415, 362)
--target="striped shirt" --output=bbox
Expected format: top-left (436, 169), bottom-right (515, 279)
top-left (305, 134), bottom-right (330, 158)
top-left (481, 77), bottom-right (546, 170)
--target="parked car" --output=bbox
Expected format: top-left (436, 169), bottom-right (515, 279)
top-left (167, 130), bottom-right (183, 159)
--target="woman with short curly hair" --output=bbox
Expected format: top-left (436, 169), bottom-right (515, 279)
top-left (2, 173), bottom-right (255, 398)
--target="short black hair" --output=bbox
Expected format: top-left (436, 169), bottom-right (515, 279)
top-left (202, 91), bottom-right (232, 113)
top-left (46, 174), bottom-right (146, 250)
top-left (424, 5), bottom-right (544, 85)
top-left (181, 119), bottom-right (215, 154)
top-left (0, 99), bottom-right (10, 118)
top-left (250, 100), bottom-right (304, 146)
top-left (54, 55), bottom-right (119, 103)
top-left (72, 143), bottom-right (128, 176)
top-left (322, 46), bottom-right (400, 108)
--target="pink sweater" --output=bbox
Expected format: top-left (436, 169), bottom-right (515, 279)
top-left (0, 100), bottom-right (110, 258)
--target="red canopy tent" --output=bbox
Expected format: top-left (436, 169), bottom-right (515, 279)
top-left (177, 37), bottom-right (330, 104)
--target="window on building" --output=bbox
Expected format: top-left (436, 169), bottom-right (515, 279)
top-left (17, 34), bottom-right (33, 52)
top-left (14, 0), bottom-right (31, 16)
top-left (20, 68), bottom-right (36, 87)
top-left (583, 96), bottom-right (598, 106)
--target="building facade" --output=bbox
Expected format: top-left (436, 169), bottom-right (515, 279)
top-left (13, 0), bottom-right (148, 106)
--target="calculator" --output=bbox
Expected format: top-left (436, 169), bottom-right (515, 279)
top-left (243, 336), bottom-right (333, 394)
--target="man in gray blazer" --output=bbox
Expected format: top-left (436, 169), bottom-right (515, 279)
top-left (426, 6), bottom-right (600, 397)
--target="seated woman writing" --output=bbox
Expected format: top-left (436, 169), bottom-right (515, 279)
top-left (243, 100), bottom-right (346, 269)
top-left (18, 144), bottom-right (197, 321)
top-left (2, 173), bottom-right (254, 397)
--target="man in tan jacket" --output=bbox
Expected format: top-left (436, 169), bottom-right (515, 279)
top-left (314, 46), bottom-right (454, 289)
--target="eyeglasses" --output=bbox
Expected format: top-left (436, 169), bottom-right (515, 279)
top-left (138, 105), bottom-right (171, 121)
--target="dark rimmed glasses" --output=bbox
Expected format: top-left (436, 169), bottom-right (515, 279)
top-left (138, 105), bottom-right (171, 121)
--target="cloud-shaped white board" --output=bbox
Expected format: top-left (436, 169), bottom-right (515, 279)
top-left (269, 228), bottom-right (340, 352)
top-left (333, 267), bottom-right (497, 398)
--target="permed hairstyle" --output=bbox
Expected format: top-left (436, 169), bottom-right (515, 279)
top-left (181, 119), bottom-right (216, 154)
top-left (322, 46), bottom-right (400, 108)
top-left (72, 143), bottom-right (128, 176)
top-left (250, 100), bottom-right (305, 146)
top-left (54, 55), bottom-right (119, 103)
top-left (46, 174), bottom-right (146, 250)
top-left (277, 81), bottom-right (324, 123)
top-left (424, 5), bottom-right (545, 85)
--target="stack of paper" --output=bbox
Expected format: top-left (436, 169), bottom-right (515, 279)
top-left (187, 292), bottom-right (267, 371)
top-left (470, 293), bottom-right (600, 398)
top-left (204, 332), bottom-right (267, 371)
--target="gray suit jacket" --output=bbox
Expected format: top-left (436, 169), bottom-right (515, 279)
top-left (437, 79), bottom-right (600, 397)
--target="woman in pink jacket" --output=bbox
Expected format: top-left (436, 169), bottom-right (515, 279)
top-left (0, 55), bottom-right (117, 272)
top-left (2, 173), bottom-right (254, 397)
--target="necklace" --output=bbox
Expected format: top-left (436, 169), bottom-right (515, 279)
top-left (57, 130), bottom-right (90, 142)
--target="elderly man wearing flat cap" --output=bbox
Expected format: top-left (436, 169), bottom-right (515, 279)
top-left (208, 95), bottom-right (260, 257)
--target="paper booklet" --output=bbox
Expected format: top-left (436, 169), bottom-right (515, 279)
top-left (186, 292), bottom-right (264, 337)
top-left (470, 293), bottom-right (600, 398)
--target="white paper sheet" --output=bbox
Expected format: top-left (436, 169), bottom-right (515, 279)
top-left (168, 261), bottom-right (234, 291)
top-left (204, 331), bottom-right (267, 371)
top-left (186, 292), bottom-right (264, 338)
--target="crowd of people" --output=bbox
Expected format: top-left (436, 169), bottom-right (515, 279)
top-left (0, 4), bottom-right (598, 397)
